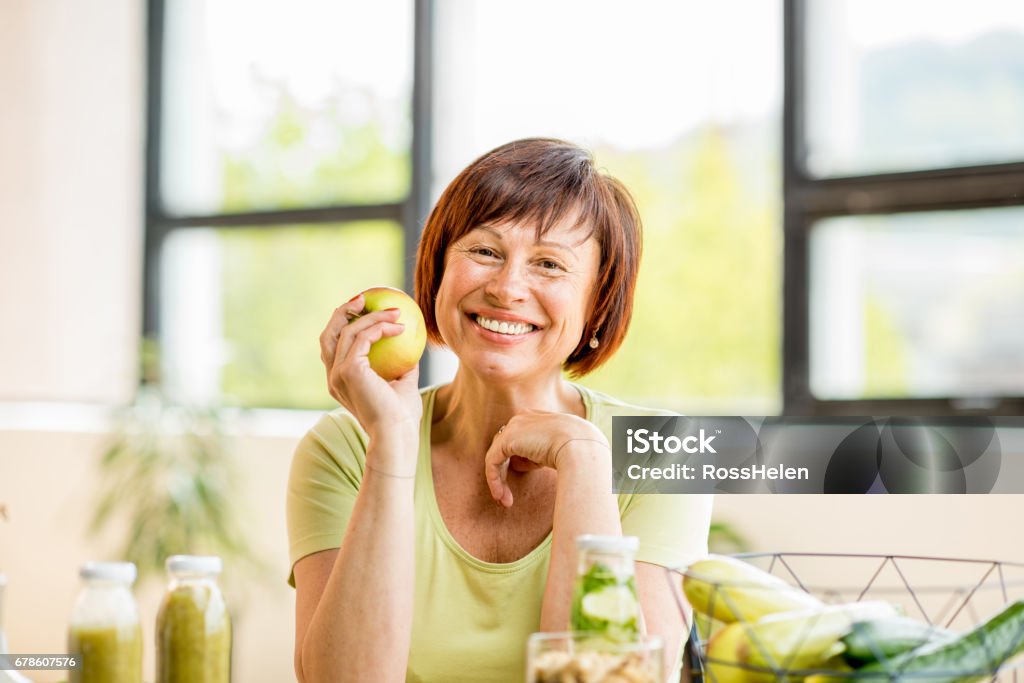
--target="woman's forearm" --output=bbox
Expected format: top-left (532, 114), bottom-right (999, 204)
top-left (540, 443), bottom-right (621, 631)
top-left (299, 432), bottom-right (417, 683)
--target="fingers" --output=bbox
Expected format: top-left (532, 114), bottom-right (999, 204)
top-left (322, 304), bottom-right (402, 370)
top-left (326, 318), bottom-right (404, 397)
top-left (340, 318), bottom-right (405, 366)
top-left (508, 456), bottom-right (542, 473)
top-left (484, 438), bottom-right (514, 508)
top-left (319, 294), bottom-right (366, 367)
top-left (320, 296), bottom-right (406, 407)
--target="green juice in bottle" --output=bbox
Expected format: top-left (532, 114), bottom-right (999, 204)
top-left (67, 562), bottom-right (143, 683)
top-left (156, 556), bottom-right (231, 683)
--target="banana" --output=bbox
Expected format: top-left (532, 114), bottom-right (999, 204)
top-left (804, 673), bottom-right (854, 683)
top-left (705, 623), bottom-right (764, 683)
top-left (683, 555), bottom-right (823, 622)
top-left (741, 601), bottom-right (897, 671)
top-left (702, 601), bottom-right (897, 682)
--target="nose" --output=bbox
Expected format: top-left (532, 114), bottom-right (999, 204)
top-left (484, 259), bottom-right (529, 306)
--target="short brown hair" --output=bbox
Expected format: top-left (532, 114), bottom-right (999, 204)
top-left (414, 138), bottom-right (642, 377)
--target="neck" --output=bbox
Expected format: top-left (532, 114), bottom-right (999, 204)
top-left (432, 368), bottom-right (584, 461)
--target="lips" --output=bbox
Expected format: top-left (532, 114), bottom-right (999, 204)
top-left (472, 314), bottom-right (538, 336)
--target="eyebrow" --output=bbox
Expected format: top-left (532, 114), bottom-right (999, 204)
top-left (473, 225), bottom-right (578, 254)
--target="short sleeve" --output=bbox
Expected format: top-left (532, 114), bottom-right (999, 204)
top-left (622, 493), bottom-right (714, 569)
top-left (286, 410), bottom-right (369, 586)
top-left (575, 384), bottom-right (714, 571)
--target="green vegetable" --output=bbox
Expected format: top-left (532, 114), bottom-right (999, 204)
top-left (842, 616), bottom-right (955, 666)
top-left (855, 599), bottom-right (1024, 682)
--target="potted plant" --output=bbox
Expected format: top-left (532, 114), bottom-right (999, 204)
top-left (88, 338), bottom-right (264, 585)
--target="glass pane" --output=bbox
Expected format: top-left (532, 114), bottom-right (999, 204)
top-left (161, 222), bottom-right (404, 409)
top-left (809, 208), bottom-right (1024, 400)
top-left (160, 0), bottom-right (412, 214)
top-left (803, 0), bottom-right (1024, 177)
top-left (434, 0), bottom-right (783, 413)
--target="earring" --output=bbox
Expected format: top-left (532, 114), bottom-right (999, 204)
top-left (588, 334), bottom-right (600, 349)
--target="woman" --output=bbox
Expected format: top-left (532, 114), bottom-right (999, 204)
top-left (288, 138), bottom-right (712, 682)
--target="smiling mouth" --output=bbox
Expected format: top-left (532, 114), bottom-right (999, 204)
top-left (472, 314), bottom-right (537, 336)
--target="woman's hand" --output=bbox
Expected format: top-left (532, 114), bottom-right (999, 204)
top-left (319, 294), bottom-right (423, 441)
top-left (483, 412), bottom-right (611, 507)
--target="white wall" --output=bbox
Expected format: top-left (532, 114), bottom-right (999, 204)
top-left (0, 0), bottom-right (142, 404)
top-left (716, 495), bottom-right (1024, 561)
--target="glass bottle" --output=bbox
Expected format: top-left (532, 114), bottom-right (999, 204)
top-left (156, 555), bottom-right (231, 683)
top-left (67, 562), bottom-right (142, 683)
top-left (0, 574), bottom-right (34, 683)
top-left (570, 535), bottom-right (642, 642)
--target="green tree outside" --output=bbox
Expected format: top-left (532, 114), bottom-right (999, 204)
top-left (582, 128), bottom-right (782, 413)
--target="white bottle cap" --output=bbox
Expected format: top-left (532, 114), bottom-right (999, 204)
top-left (575, 535), bottom-right (639, 554)
top-left (166, 555), bottom-right (223, 575)
top-left (80, 561), bottom-right (137, 584)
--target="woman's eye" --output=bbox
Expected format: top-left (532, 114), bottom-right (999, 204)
top-left (539, 259), bottom-right (564, 271)
top-left (471, 246), bottom-right (497, 258)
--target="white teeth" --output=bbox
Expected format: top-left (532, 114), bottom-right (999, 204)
top-left (474, 315), bottom-right (535, 335)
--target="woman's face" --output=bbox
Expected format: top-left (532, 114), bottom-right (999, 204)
top-left (435, 216), bottom-right (601, 383)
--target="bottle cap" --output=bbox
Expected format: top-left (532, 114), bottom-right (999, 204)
top-left (575, 534), bottom-right (639, 554)
top-left (80, 561), bottom-right (137, 584)
top-left (166, 555), bottom-right (223, 575)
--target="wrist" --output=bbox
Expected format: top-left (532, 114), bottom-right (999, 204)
top-left (367, 418), bottom-right (420, 446)
top-left (365, 461), bottom-right (417, 480)
top-left (367, 428), bottom-right (419, 469)
top-left (553, 437), bottom-right (611, 472)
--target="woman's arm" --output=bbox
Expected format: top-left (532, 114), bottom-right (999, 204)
top-left (539, 439), bottom-right (622, 631)
top-left (293, 295), bottom-right (423, 682)
top-left (636, 561), bottom-right (688, 682)
top-left (484, 415), bottom-right (622, 631)
top-left (484, 414), bottom-right (700, 681)
top-left (294, 432), bottom-right (417, 683)
top-left (628, 491), bottom-right (713, 680)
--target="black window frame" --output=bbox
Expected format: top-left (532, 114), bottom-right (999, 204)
top-left (142, 0), bottom-right (434, 394)
top-left (783, 0), bottom-right (1024, 416)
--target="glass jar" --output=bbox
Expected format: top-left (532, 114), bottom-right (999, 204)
top-left (1, 574), bottom-right (35, 683)
top-left (570, 535), bottom-right (642, 642)
top-left (67, 562), bottom-right (142, 683)
top-left (156, 555), bottom-right (231, 683)
top-left (527, 632), bottom-right (663, 683)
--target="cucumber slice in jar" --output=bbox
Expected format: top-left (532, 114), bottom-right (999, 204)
top-left (571, 562), bottom-right (640, 641)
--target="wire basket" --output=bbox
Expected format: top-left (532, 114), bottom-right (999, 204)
top-left (665, 553), bottom-right (1024, 682)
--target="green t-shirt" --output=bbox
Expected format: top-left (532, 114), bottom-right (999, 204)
top-left (287, 383), bottom-right (713, 683)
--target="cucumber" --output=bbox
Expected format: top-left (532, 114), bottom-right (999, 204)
top-left (842, 616), bottom-right (955, 666)
top-left (855, 599), bottom-right (1024, 682)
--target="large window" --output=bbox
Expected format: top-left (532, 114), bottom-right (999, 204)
top-left (152, 1), bottom-right (1024, 414)
top-left (146, 0), bottom-right (430, 409)
top-left (149, 0), bottom-right (784, 412)
top-left (785, 0), bottom-right (1024, 414)
top-left (431, 0), bottom-right (783, 413)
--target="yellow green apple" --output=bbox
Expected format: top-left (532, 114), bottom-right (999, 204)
top-left (357, 286), bottom-right (427, 380)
